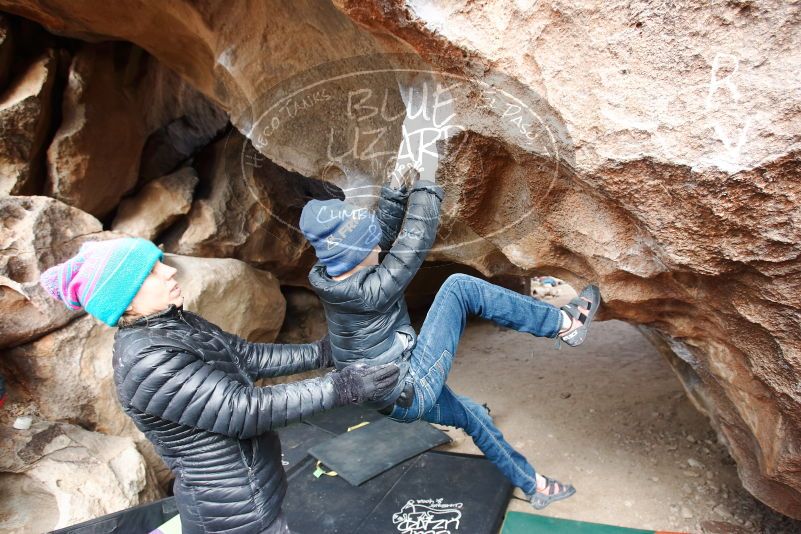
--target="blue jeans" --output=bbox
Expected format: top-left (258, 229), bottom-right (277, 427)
top-left (389, 274), bottom-right (562, 495)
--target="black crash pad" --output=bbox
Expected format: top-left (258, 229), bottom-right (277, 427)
top-left (283, 451), bottom-right (513, 534)
top-left (308, 417), bottom-right (450, 485)
top-left (304, 403), bottom-right (385, 434)
top-left (283, 455), bottom-right (418, 534)
top-left (276, 422), bottom-right (335, 473)
top-left (359, 452), bottom-right (514, 534)
top-left (53, 451), bottom-right (513, 534)
top-left (51, 497), bottom-right (178, 534)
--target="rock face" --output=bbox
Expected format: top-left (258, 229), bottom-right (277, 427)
top-left (163, 253), bottom-right (286, 343)
top-left (0, 293), bottom-right (174, 494)
top-left (163, 132), bottom-right (342, 283)
top-left (275, 287), bottom-right (328, 345)
top-left (2, 314), bottom-right (121, 434)
top-left (0, 50), bottom-right (56, 196)
top-left (0, 421), bottom-right (150, 532)
top-left (111, 167), bottom-right (198, 240)
top-left (0, 0), bottom-right (799, 520)
top-left (0, 1), bottom-right (385, 154)
top-left (341, 2), bottom-right (801, 518)
top-left (0, 196), bottom-right (101, 348)
top-left (46, 42), bottom-right (227, 218)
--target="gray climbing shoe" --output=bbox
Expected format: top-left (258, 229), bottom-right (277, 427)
top-left (528, 475), bottom-right (576, 510)
top-left (556, 284), bottom-right (601, 348)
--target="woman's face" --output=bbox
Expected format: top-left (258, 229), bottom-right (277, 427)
top-left (127, 261), bottom-right (184, 317)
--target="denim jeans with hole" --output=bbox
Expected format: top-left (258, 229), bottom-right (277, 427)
top-left (388, 274), bottom-right (562, 495)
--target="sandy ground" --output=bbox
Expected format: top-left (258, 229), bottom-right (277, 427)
top-left (419, 290), bottom-right (801, 534)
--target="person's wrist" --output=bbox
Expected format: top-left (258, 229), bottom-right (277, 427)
top-left (382, 184), bottom-right (410, 201)
top-left (411, 180), bottom-right (444, 200)
top-left (328, 370), bottom-right (355, 406)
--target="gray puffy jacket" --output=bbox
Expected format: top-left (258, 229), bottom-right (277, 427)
top-left (308, 180), bottom-right (444, 405)
top-left (113, 306), bottom-right (336, 534)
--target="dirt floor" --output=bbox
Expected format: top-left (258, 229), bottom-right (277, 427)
top-left (420, 289), bottom-right (801, 534)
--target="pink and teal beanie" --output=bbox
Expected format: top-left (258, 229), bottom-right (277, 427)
top-left (39, 237), bottom-right (163, 326)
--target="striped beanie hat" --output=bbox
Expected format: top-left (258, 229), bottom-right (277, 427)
top-left (299, 198), bottom-right (382, 277)
top-left (39, 237), bottom-right (163, 326)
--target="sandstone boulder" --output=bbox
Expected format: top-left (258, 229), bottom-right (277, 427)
top-left (275, 286), bottom-right (328, 345)
top-left (163, 132), bottom-right (341, 283)
top-left (46, 42), bottom-right (227, 218)
top-left (1, 314), bottom-right (121, 434)
top-left (163, 253), bottom-right (286, 343)
top-left (112, 167), bottom-right (198, 240)
top-left (335, 1), bottom-right (801, 517)
top-left (1, 309), bottom-right (172, 495)
top-left (0, 50), bottom-right (56, 196)
top-left (0, 0), bottom-right (402, 180)
top-left (0, 275), bottom-right (78, 351)
top-left (137, 106), bottom-right (229, 183)
top-left (0, 196), bottom-right (102, 348)
top-left (0, 420), bottom-right (151, 532)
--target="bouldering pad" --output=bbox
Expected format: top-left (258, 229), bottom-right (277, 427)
top-left (283, 451), bottom-right (513, 534)
top-left (358, 451), bottom-right (514, 534)
top-left (276, 421), bottom-right (335, 473)
top-left (51, 497), bottom-right (178, 534)
top-left (304, 403), bottom-right (385, 434)
top-left (307, 417), bottom-right (450, 486)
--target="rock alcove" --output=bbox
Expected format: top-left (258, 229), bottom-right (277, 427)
top-left (0, 0), bottom-right (799, 529)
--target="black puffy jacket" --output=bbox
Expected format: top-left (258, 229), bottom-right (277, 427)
top-left (113, 305), bottom-right (336, 534)
top-left (308, 180), bottom-right (444, 405)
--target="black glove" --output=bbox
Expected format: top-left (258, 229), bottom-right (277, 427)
top-left (330, 363), bottom-right (401, 406)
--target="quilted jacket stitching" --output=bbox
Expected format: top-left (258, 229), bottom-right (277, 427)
top-left (112, 306), bottom-right (333, 533)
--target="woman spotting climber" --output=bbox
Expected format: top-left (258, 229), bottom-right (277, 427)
top-left (39, 237), bottom-right (401, 534)
top-left (300, 168), bottom-right (602, 510)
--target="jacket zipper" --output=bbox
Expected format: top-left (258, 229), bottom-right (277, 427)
top-left (176, 308), bottom-right (192, 328)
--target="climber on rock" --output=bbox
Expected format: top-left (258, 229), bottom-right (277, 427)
top-left (39, 237), bottom-right (400, 534)
top-left (300, 167), bottom-right (601, 510)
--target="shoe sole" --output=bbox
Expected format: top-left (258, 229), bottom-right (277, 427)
top-left (562, 284), bottom-right (601, 347)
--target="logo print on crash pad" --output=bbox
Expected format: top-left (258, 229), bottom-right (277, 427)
top-left (392, 498), bottom-right (463, 533)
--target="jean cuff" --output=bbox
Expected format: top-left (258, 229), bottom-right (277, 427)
top-left (522, 477), bottom-right (538, 496)
top-left (547, 306), bottom-right (563, 338)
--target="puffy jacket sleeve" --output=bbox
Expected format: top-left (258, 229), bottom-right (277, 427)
top-left (188, 312), bottom-right (333, 380)
top-left (233, 335), bottom-right (333, 380)
top-left (376, 185), bottom-right (409, 254)
top-left (117, 343), bottom-right (339, 439)
top-left (361, 180), bottom-right (444, 312)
